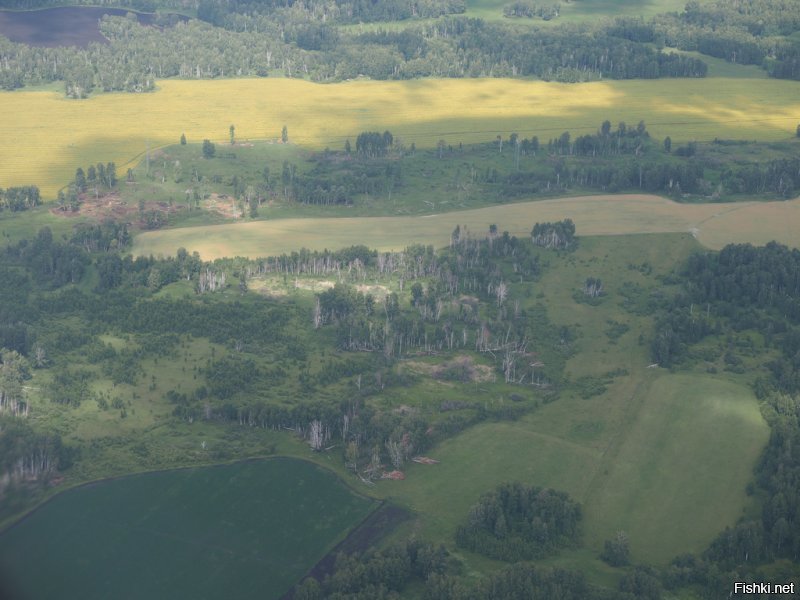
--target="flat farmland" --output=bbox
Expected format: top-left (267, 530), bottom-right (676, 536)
top-left (2, 77), bottom-right (800, 197)
top-left (132, 194), bottom-right (800, 259)
top-left (0, 459), bottom-right (377, 600)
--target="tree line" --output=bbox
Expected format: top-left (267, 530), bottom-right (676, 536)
top-left (0, 186), bottom-right (41, 212)
top-left (645, 241), bottom-right (800, 596)
top-left (0, 7), bottom-right (709, 96)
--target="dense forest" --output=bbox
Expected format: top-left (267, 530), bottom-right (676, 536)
top-left (2, 0), bottom-right (799, 95)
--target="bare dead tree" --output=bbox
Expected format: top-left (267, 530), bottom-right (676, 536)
top-left (496, 281), bottom-right (508, 307)
top-left (386, 439), bottom-right (404, 470)
top-left (308, 419), bottom-right (324, 451)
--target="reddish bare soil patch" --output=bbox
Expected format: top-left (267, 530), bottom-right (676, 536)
top-left (50, 192), bottom-right (184, 227)
top-left (203, 193), bottom-right (243, 219)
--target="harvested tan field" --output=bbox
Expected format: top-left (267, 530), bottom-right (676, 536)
top-left (132, 194), bottom-right (800, 259)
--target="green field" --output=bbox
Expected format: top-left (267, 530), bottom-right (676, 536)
top-left (132, 194), bottom-right (800, 259)
top-left (366, 233), bottom-right (768, 567)
top-left (465, 0), bottom-right (703, 22)
top-left (0, 459), bottom-right (377, 600)
top-left (3, 76), bottom-right (800, 197)
top-left (382, 374), bottom-right (766, 565)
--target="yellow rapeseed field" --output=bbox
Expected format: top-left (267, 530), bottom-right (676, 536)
top-left (131, 194), bottom-right (800, 259)
top-left (3, 77), bottom-right (800, 197)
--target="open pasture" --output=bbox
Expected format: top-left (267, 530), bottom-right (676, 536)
top-left (388, 372), bottom-right (766, 565)
top-left (0, 459), bottom-right (376, 600)
top-left (132, 194), bottom-right (800, 259)
top-left (2, 76), bottom-right (799, 197)
top-left (373, 233), bottom-right (768, 566)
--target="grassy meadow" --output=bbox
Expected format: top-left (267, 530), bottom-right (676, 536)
top-left (2, 76), bottom-right (800, 197)
top-left (132, 194), bottom-right (800, 259)
top-left (364, 233), bottom-right (768, 569)
top-left (0, 459), bottom-right (377, 600)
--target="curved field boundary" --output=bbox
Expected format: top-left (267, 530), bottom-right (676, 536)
top-left (2, 76), bottom-right (800, 197)
top-left (132, 194), bottom-right (800, 259)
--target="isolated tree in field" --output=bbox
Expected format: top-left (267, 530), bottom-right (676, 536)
top-left (495, 280), bottom-right (508, 306)
top-left (173, 160), bottom-right (182, 183)
top-left (664, 136), bottom-right (672, 153)
top-left (229, 124), bottom-right (235, 145)
top-left (33, 344), bottom-right (47, 368)
top-left (180, 133), bottom-right (186, 145)
top-left (601, 531), bottom-right (630, 566)
top-left (386, 438), bottom-right (405, 469)
top-left (202, 139), bottom-right (215, 158)
top-left (106, 163), bottom-right (117, 187)
top-left (75, 167), bottom-right (86, 192)
top-left (583, 277), bottom-right (603, 297)
top-left (281, 125), bottom-right (288, 143)
top-left (344, 139), bottom-right (351, 153)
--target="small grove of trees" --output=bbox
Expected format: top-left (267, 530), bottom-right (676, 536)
top-left (0, 349), bottom-right (30, 417)
top-left (0, 186), bottom-right (41, 212)
top-left (73, 162), bottom-right (117, 192)
top-left (601, 531), bottom-right (631, 566)
top-left (583, 277), bottom-right (604, 298)
top-left (0, 416), bottom-right (72, 492)
top-left (455, 482), bottom-right (582, 561)
top-left (355, 130), bottom-right (394, 158)
top-left (531, 219), bottom-right (576, 250)
top-left (502, 1), bottom-right (559, 20)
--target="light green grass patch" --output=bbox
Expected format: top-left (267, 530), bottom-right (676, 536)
top-left (584, 374), bottom-right (768, 563)
top-left (377, 371), bottom-right (766, 568)
top-left (132, 195), bottom-right (800, 261)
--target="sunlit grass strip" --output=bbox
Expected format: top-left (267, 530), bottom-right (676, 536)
top-left (2, 76), bottom-right (800, 197)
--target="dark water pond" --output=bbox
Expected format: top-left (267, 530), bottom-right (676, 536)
top-left (0, 6), bottom-right (184, 47)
